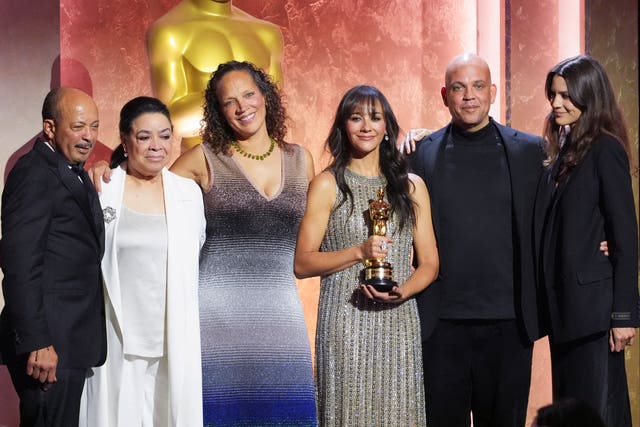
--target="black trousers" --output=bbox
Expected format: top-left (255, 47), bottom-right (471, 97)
top-left (7, 354), bottom-right (86, 427)
top-left (422, 319), bottom-right (533, 427)
top-left (550, 331), bottom-right (632, 427)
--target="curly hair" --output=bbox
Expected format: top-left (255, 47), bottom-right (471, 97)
top-left (542, 55), bottom-right (632, 174)
top-left (326, 85), bottom-right (415, 232)
top-left (201, 61), bottom-right (288, 154)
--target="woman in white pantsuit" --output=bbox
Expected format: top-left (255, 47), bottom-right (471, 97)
top-left (80, 96), bottom-right (205, 426)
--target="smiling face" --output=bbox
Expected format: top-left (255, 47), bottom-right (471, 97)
top-left (43, 88), bottom-right (99, 164)
top-left (442, 54), bottom-right (496, 132)
top-left (122, 112), bottom-right (173, 178)
top-left (345, 99), bottom-right (387, 157)
top-left (216, 70), bottom-right (267, 141)
top-left (548, 74), bottom-right (582, 127)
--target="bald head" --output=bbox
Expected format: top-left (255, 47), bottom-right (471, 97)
top-left (42, 87), bottom-right (94, 122)
top-left (42, 87), bottom-right (99, 164)
top-left (445, 53), bottom-right (492, 86)
top-left (441, 53), bottom-right (496, 132)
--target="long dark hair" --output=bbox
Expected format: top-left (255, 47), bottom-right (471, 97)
top-left (201, 60), bottom-right (288, 154)
top-left (542, 55), bottom-right (631, 172)
top-left (326, 85), bottom-right (415, 231)
top-left (111, 96), bottom-right (172, 168)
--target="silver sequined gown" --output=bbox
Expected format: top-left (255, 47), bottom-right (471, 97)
top-left (199, 144), bottom-right (317, 426)
top-left (316, 169), bottom-right (426, 426)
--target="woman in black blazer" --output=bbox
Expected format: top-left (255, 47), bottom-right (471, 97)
top-left (535, 54), bottom-right (639, 426)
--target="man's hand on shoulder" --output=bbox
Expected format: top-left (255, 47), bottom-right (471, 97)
top-left (27, 345), bottom-right (58, 386)
top-left (397, 128), bottom-right (431, 154)
top-left (87, 160), bottom-right (113, 194)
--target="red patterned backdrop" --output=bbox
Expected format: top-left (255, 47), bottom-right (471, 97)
top-left (5, 1), bottom-right (637, 425)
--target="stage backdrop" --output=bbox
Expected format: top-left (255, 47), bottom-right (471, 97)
top-left (1, 1), bottom-right (638, 426)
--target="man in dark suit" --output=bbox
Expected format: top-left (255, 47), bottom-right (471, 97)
top-left (406, 53), bottom-right (544, 427)
top-left (0, 87), bottom-right (106, 426)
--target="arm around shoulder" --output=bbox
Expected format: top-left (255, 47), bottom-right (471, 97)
top-left (170, 144), bottom-right (209, 190)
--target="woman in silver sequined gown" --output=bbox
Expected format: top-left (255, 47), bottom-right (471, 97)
top-left (295, 86), bottom-right (439, 426)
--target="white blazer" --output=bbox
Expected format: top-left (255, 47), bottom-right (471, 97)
top-left (81, 166), bottom-right (205, 427)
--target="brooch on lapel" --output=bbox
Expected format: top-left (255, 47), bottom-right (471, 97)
top-left (103, 206), bottom-right (117, 224)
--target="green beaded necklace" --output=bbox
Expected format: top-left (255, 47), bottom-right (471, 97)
top-left (230, 138), bottom-right (276, 161)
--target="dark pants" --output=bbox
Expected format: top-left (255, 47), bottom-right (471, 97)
top-left (550, 331), bottom-right (632, 427)
top-left (422, 319), bottom-right (533, 427)
top-left (7, 355), bottom-right (86, 427)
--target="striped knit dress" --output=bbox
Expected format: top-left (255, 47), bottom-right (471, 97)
top-left (199, 143), bottom-right (317, 426)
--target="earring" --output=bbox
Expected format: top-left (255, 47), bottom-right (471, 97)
top-left (384, 134), bottom-right (389, 142)
top-left (123, 152), bottom-right (128, 158)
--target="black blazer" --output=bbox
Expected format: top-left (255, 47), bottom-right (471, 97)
top-left (534, 134), bottom-right (639, 343)
top-left (0, 139), bottom-right (106, 369)
top-left (409, 119), bottom-right (545, 343)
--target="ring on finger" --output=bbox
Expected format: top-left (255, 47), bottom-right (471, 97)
top-left (380, 241), bottom-right (387, 251)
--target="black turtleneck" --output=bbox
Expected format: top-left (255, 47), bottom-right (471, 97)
top-left (436, 122), bottom-right (515, 319)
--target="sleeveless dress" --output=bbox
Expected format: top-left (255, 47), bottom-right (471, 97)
top-left (316, 169), bottom-right (426, 426)
top-left (199, 143), bottom-right (317, 426)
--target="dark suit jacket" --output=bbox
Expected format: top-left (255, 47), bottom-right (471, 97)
top-left (534, 134), bottom-right (639, 343)
top-left (0, 138), bottom-right (106, 369)
top-left (409, 119), bottom-right (545, 343)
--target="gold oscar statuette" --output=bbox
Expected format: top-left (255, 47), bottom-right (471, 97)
top-left (362, 188), bottom-right (397, 292)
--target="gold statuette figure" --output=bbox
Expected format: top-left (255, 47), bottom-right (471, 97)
top-left (363, 188), bottom-right (396, 291)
